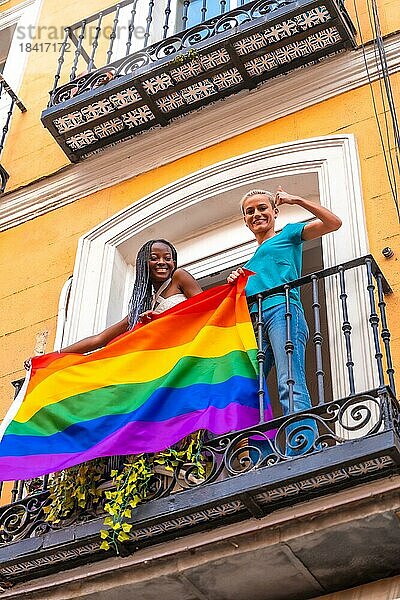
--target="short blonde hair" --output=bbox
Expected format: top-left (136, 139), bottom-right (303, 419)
top-left (240, 189), bottom-right (276, 213)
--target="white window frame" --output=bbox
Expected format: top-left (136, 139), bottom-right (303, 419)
top-left (0, 0), bottom-right (42, 94)
top-left (64, 135), bottom-right (376, 400)
top-left (53, 276), bottom-right (73, 351)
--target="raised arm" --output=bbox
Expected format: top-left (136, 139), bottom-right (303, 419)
top-left (24, 316), bottom-right (129, 369)
top-left (274, 186), bottom-right (342, 241)
top-left (60, 316), bottom-right (129, 354)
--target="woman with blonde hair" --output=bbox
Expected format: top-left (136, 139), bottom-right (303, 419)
top-left (228, 186), bottom-right (342, 452)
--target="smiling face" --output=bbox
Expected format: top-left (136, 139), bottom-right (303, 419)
top-left (242, 194), bottom-right (278, 243)
top-left (148, 242), bottom-right (176, 287)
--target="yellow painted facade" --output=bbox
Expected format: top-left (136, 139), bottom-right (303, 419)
top-left (0, 0), bottom-right (399, 417)
top-left (0, 1), bottom-right (399, 595)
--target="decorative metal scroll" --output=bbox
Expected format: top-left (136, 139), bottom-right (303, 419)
top-left (188, 394), bottom-right (384, 481)
top-left (0, 492), bottom-right (50, 544)
top-left (111, 393), bottom-right (386, 499)
top-left (0, 391), bottom-right (396, 546)
top-left (49, 0), bottom-right (340, 106)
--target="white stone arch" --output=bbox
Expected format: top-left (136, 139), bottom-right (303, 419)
top-left (64, 134), bottom-right (376, 398)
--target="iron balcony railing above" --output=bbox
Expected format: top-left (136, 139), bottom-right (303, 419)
top-left (1, 255), bottom-right (399, 563)
top-left (54, 0), bottom-right (251, 88)
top-left (49, 0), bottom-right (279, 100)
top-left (0, 76), bottom-right (26, 193)
top-left (50, 0), bottom-right (355, 96)
top-left (42, 0), bottom-right (356, 161)
top-left (49, 0), bottom-right (249, 102)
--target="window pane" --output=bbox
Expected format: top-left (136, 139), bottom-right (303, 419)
top-left (179, 1), bottom-right (231, 30)
top-left (0, 23), bottom-right (16, 74)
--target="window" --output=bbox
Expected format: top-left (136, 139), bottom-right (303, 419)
top-left (175, 1), bottom-right (240, 31)
top-left (178, 0), bottom-right (231, 30)
top-left (0, 23), bottom-right (15, 73)
top-left (64, 137), bottom-right (373, 399)
top-left (0, 0), bottom-right (41, 90)
top-left (77, 1), bottom-right (242, 68)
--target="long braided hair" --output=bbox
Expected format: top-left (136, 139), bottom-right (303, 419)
top-left (127, 239), bottom-right (178, 329)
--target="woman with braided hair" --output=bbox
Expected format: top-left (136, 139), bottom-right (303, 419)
top-left (126, 239), bottom-right (201, 329)
top-left (24, 239), bottom-right (201, 364)
top-left (22, 240), bottom-right (204, 491)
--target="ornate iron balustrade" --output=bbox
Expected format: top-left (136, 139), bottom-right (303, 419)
top-left (49, 0), bottom-right (354, 98)
top-left (51, 0), bottom-right (250, 93)
top-left (1, 254), bottom-right (399, 551)
top-left (0, 76), bottom-right (26, 193)
top-left (1, 389), bottom-right (398, 551)
top-left (41, 0), bottom-right (356, 161)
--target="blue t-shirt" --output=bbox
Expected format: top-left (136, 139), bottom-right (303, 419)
top-left (244, 222), bottom-right (306, 313)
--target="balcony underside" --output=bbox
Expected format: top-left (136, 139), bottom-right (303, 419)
top-left (41, 0), bottom-right (356, 162)
top-left (0, 391), bottom-right (399, 597)
top-left (2, 479), bottom-right (400, 600)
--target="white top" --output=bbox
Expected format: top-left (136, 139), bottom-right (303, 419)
top-left (153, 293), bottom-right (187, 314)
top-left (151, 277), bottom-right (187, 314)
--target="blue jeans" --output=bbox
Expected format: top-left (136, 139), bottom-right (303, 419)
top-left (253, 304), bottom-right (318, 459)
top-left (263, 303), bottom-right (311, 415)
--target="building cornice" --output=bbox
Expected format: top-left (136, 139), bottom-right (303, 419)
top-left (1, 32), bottom-right (400, 232)
top-left (0, 0), bottom-right (37, 28)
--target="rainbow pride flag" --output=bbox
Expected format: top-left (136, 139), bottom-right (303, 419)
top-left (0, 277), bottom-right (272, 481)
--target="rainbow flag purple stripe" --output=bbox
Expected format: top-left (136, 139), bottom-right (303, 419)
top-left (0, 278), bottom-right (272, 481)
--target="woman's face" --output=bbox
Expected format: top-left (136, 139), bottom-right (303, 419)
top-left (148, 242), bottom-right (176, 285)
top-left (242, 194), bottom-right (277, 237)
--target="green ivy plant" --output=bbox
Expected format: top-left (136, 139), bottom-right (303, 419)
top-left (100, 454), bottom-right (153, 553)
top-left (24, 477), bottom-right (43, 495)
top-left (172, 48), bottom-right (199, 66)
top-left (100, 432), bottom-right (206, 554)
top-left (42, 434), bottom-right (205, 554)
top-left (44, 459), bottom-right (107, 525)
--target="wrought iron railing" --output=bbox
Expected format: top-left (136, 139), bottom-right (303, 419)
top-left (48, 0), bottom-right (354, 107)
top-left (50, 0), bottom-right (249, 101)
top-left (247, 254), bottom-right (395, 408)
top-left (0, 76), bottom-right (26, 193)
top-left (1, 254), bottom-right (398, 545)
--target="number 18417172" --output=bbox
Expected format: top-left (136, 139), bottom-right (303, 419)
top-left (19, 43), bottom-right (72, 52)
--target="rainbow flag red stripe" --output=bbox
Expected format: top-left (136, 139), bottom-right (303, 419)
top-left (0, 278), bottom-right (272, 481)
